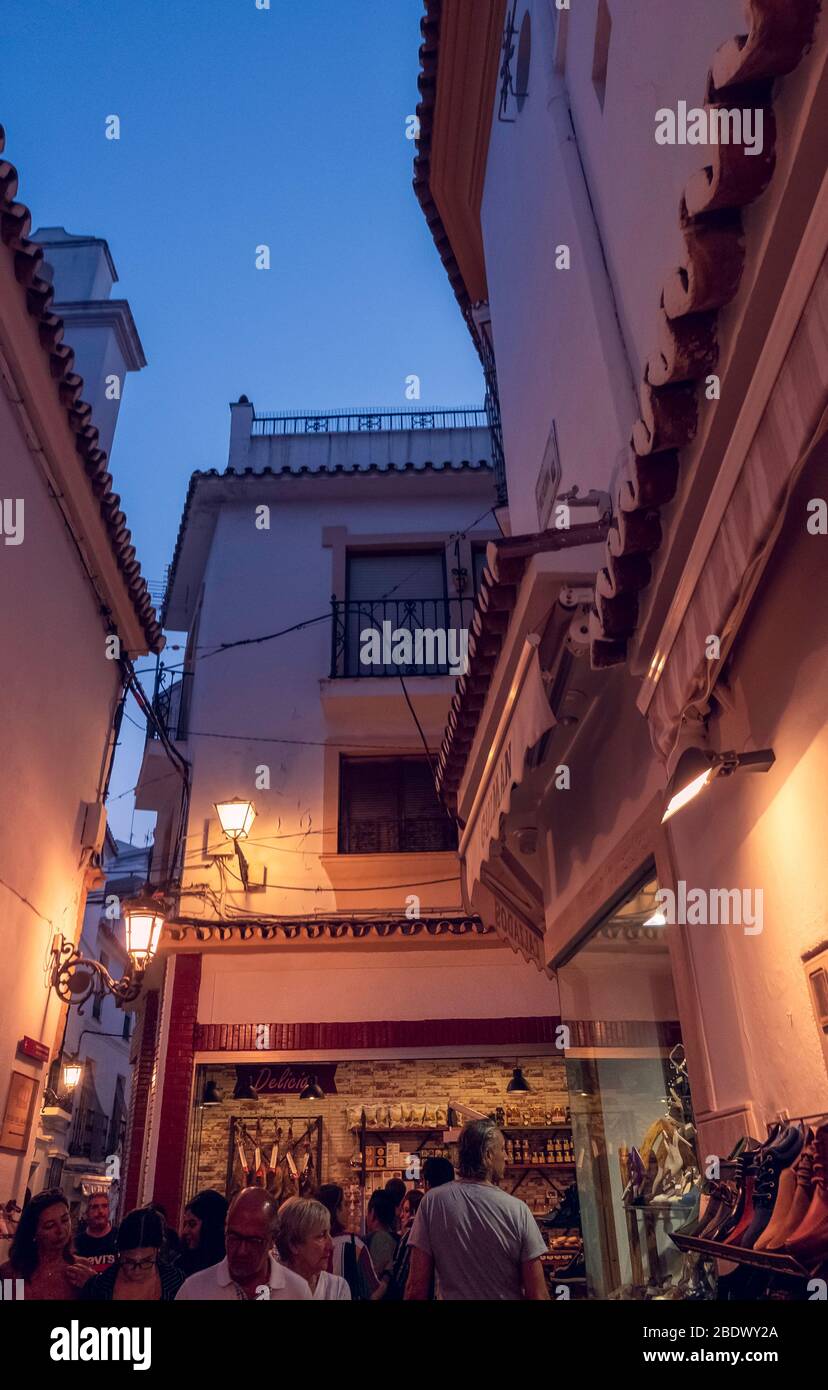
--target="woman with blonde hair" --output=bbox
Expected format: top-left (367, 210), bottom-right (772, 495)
top-left (275, 1197), bottom-right (350, 1300)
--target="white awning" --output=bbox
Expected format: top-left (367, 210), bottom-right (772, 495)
top-left (458, 637), bottom-right (555, 967)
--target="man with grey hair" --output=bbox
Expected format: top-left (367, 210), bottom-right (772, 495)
top-left (176, 1187), bottom-right (310, 1300)
top-left (405, 1119), bottom-right (549, 1300)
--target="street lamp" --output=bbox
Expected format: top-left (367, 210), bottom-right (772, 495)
top-left (50, 890), bottom-right (166, 1008)
top-left (123, 893), bottom-right (166, 971)
top-left (662, 747), bottom-right (775, 823)
top-left (62, 1062), bottom-right (83, 1090)
top-left (215, 798), bottom-right (256, 890)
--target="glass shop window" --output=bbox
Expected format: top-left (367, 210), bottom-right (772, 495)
top-left (556, 874), bottom-right (703, 1300)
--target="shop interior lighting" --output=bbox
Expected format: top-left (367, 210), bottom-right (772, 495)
top-left (300, 1074), bottom-right (325, 1101)
top-left (506, 1064), bottom-right (531, 1093)
top-left (662, 747), bottom-right (775, 823)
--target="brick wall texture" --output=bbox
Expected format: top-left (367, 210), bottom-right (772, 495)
top-left (186, 1054), bottom-right (571, 1220)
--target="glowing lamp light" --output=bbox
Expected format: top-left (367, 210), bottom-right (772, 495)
top-left (62, 1062), bottom-right (82, 1090)
top-left (661, 747), bottom-right (775, 824)
top-left (215, 798), bottom-right (256, 842)
top-left (123, 895), bottom-right (166, 970)
top-left (644, 910), bottom-right (668, 927)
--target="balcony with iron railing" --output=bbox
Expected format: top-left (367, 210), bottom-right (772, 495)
top-left (330, 596), bottom-right (474, 678)
top-left (251, 405), bottom-right (487, 437)
top-left (69, 1100), bottom-right (109, 1163)
top-left (149, 668), bottom-right (193, 743)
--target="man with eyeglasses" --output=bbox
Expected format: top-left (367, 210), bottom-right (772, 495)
top-left (176, 1188), bottom-right (310, 1300)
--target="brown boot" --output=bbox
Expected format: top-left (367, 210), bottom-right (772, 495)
top-left (754, 1164), bottom-right (797, 1250)
top-left (763, 1144), bottom-right (814, 1251)
top-left (784, 1125), bottom-right (828, 1267)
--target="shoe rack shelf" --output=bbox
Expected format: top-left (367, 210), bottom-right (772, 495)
top-left (670, 1231), bottom-right (811, 1278)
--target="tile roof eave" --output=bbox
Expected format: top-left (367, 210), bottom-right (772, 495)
top-left (0, 125), bottom-right (162, 653)
top-left (413, 0), bottom-right (485, 363)
top-left (161, 458), bottom-right (495, 627)
top-left (436, 520), bottom-right (611, 808)
top-left (588, 0), bottom-right (821, 671)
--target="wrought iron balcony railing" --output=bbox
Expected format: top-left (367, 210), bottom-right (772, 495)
top-left (69, 1102), bottom-right (109, 1162)
top-left (251, 406), bottom-right (487, 436)
top-left (330, 596), bottom-right (474, 678)
top-left (149, 669), bottom-right (192, 742)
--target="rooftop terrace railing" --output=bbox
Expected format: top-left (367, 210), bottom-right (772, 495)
top-left (250, 406), bottom-right (487, 437)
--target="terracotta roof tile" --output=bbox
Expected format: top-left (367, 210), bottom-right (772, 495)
top-left (435, 520), bottom-right (611, 808)
top-left (0, 124), bottom-right (162, 653)
top-left (589, 0), bottom-right (820, 668)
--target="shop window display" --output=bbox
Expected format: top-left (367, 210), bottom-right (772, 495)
top-left (557, 875), bottom-right (708, 1300)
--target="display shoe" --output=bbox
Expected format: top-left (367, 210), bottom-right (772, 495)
top-left (784, 1124), bottom-right (828, 1268)
top-left (721, 1171), bottom-right (758, 1246)
top-left (678, 1180), bottom-right (729, 1236)
top-left (754, 1165), bottom-right (797, 1250)
top-left (699, 1183), bottom-right (738, 1240)
top-left (763, 1144), bottom-right (815, 1251)
top-left (737, 1156), bottom-right (783, 1249)
top-left (709, 1154), bottom-right (754, 1242)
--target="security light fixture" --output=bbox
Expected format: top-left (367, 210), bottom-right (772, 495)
top-left (51, 889), bottom-right (166, 1008)
top-left (662, 747), bottom-right (775, 823)
top-left (506, 1064), bottom-right (531, 1093)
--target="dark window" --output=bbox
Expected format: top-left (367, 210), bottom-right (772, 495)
top-left (122, 1012), bottom-right (131, 1041)
top-left (338, 549), bottom-right (462, 677)
top-left (515, 11), bottom-right (531, 112)
top-left (339, 757), bottom-right (457, 854)
top-left (107, 1075), bottom-right (126, 1156)
top-left (92, 951), bottom-right (108, 1021)
top-left (472, 546), bottom-right (489, 593)
top-left (592, 0), bottom-right (612, 110)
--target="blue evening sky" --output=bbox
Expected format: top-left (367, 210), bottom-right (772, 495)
top-left (4, 0), bottom-right (483, 840)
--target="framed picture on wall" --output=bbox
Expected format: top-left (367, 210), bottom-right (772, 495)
top-left (0, 1070), bottom-right (38, 1153)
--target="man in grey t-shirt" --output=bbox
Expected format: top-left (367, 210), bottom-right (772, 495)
top-left (405, 1119), bottom-right (549, 1300)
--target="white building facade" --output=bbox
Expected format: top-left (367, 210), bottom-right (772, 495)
top-left (127, 403), bottom-right (569, 1227)
top-left (0, 139), bottom-right (160, 1208)
top-left (415, 0), bottom-right (828, 1296)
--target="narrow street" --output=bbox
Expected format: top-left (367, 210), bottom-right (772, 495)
top-left (0, 0), bottom-right (826, 1366)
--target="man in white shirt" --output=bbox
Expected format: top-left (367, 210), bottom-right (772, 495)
top-left (405, 1120), bottom-right (549, 1301)
top-left (176, 1188), bottom-right (310, 1301)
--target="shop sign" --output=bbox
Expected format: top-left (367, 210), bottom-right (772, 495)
top-left (477, 867), bottom-right (548, 973)
top-left (0, 1071), bottom-right (39, 1153)
top-left (17, 1035), bottom-right (49, 1064)
top-left (233, 1064), bottom-right (338, 1099)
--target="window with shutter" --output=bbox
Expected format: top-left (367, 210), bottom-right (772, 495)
top-left (344, 550), bottom-right (448, 676)
top-left (339, 756), bottom-right (457, 854)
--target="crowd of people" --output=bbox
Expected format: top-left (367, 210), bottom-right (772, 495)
top-left (0, 1120), bottom-right (550, 1301)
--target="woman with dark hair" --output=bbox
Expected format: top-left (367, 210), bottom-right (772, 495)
top-left (316, 1183), bottom-right (378, 1300)
top-left (180, 1189), bottom-right (228, 1276)
top-left (378, 1189), bottom-right (423, 1300)
top-left (0, 1189), bottom-right (93, 1299)
top-left (80, 1207), bottom-right (184, 1302)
